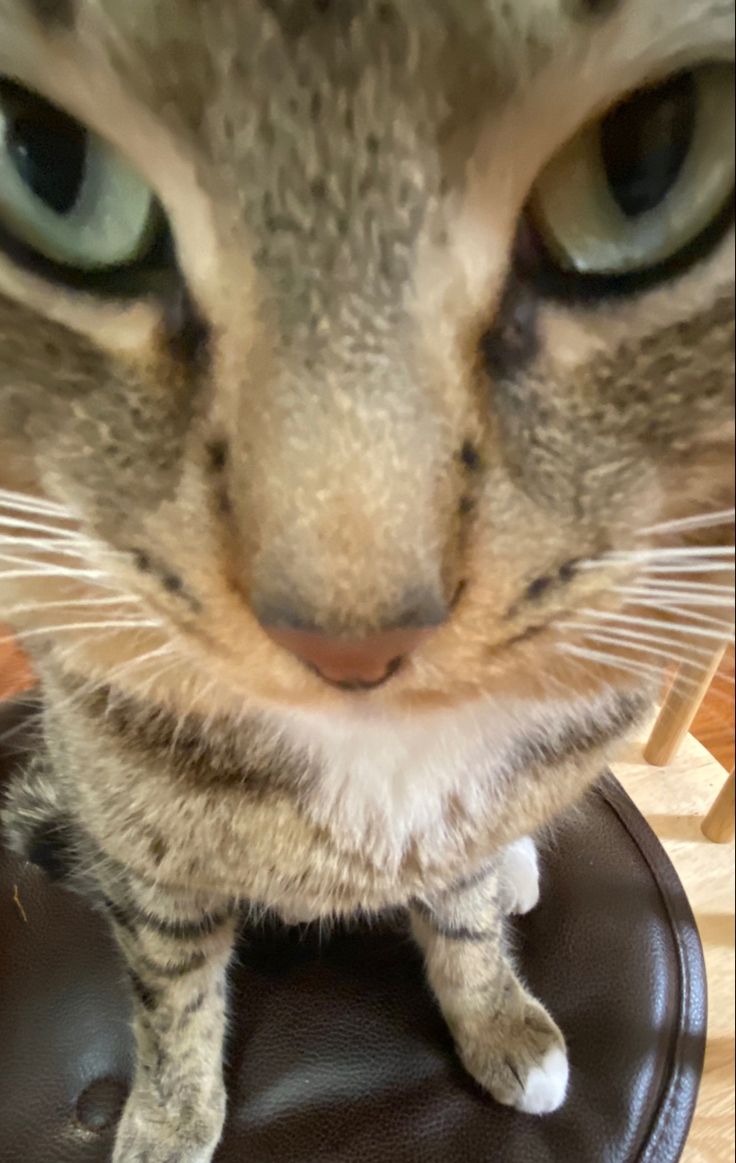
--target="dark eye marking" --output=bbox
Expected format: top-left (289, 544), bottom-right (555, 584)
top-left (480, 273), bottom-right (539, 382)
top-left (450, 580), bottom-right (467, 609)
top-left (494, 621), bottom-right (549, 652)
top-left (206, 440), bottom-right (229, 473)
top-left (458, 495), bottom-right (475, 517)
top-left (459, 441), bottom-right (482, 471)
top-left (162, 573), bottom-right (184, 595)
top-left (507, 558), bottom-right (583, 619)
top-left (524, 575), bottom-right (554, 602)
top-left (132, 549), bottom-right (152, 573)
top-left (558, 559), bottom-right (581, 583)
top-left (26, 0), bottom-right (76, 30)
top-left (216, 488), bottom-right (233, 517)
top-left (162, 282), bottom-right (211, 371)
top-left (130, 548), bottom-right (200, 610)
top-left (570, 0), bottom-right (620, 17)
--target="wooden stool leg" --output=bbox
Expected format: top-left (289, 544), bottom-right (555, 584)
top-left (643, 641), bottom-right (728, 767)
top-left (702, 768), bottom-right (735, 844)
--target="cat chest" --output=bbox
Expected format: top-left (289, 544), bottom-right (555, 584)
top-left (101, 712), bottom-right (514, 918)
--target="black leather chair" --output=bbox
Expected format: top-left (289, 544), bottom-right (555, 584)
top-left (0, 698), bottom-right (706, 1162)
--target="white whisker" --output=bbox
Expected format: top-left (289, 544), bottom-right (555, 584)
top-left (561, 620), bottom-right (720, 658)
top-left (94, 646), bottom-right (182, 697)
top-left (614, 587), bottom-right (734, 610)
top-left (563, 628), bottom-right (721, 677)
top-left (35, 643), bottom-right (180, 722)
top-left (640, 563), bottom-right (735, 576)
top-left (615, 579), bottom-right (734, 595)
top-left (652, 604), bottom-right (734, 630)
top-left (130, 654), bottom-right (183, 701)
top-left (0, 712), bottom-right (44, 751)
top-left (622, 599), bottom-right (735, 631)
top-left (557, 643), bottom-right (734, 705)
top-left (580, 557), bottom-right (734, 577)
top-left (573, 631), bottom-right (698, 672)
top-left (0, 537), bottom-right (90, 552)
top-left (2, 619), bottom-right (161, 648)
top-left (638, 509), bottom-right (735, 536)
top-left (580, 608), bottom-right (733, 642)
top-left (105, 643), bottom-right (179, 686)
top-left (0, 567), bottom-right (109, 583)
top-left (557, 642), bottom-right (665, 682)
top-left (0, 489), bottom-right (72, 517)
top-left (1, 595), bottom-right (141, 619)
top-left (0, 514), bottom-right (83, 539)
top-left (0, 549), bottom-right (95, 570)
top-left (598, 546), bottom-right (735, 564)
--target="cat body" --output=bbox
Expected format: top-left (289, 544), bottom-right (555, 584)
top-left (0, 1), bottom-right (733, 1159)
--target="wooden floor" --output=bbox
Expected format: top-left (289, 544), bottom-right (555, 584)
top-left (0, 641), bottom-right (32, 701)
top-left (0, 637), bottom-right (733, 1159)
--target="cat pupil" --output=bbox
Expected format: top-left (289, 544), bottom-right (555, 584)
top-left (600, 70), bottom-right (696, 219)
top-left (5, 90), bottom-right (87, 217)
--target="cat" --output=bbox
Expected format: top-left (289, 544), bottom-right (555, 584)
top-left (0, 1), bottom-right (733, 1160)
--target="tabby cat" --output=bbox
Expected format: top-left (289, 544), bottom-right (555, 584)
top-left (0, 1), bottom-right (733, 1160)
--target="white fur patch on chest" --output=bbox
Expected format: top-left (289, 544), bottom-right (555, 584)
top-left (272, 697), bottom-right (562, 867)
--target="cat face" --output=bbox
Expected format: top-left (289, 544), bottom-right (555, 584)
top-left (0, 0), bottom-right (733, 714)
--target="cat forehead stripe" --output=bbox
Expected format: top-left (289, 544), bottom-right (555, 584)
top-left (25, 0), bottom-right (75, 29)
top-left (573, 0), bottom-right (622, 17)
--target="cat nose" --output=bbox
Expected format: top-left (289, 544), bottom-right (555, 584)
top-left (262, 623), bottom-right (440, 689)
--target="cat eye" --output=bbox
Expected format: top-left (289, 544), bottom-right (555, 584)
top-left (0, 78), bottom-right (166, 284)
top-left (530, 64), bottom-right (734, 282)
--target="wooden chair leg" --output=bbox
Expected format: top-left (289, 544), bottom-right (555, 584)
top-left (643, 641), bottom-right (728, 767)
top-left (702, 768), bottom-right (735, 844)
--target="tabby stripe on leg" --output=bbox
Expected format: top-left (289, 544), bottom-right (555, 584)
top-left (412, 901), bottom-right (496, 942)
top-left (103, 896), bottom-right (138, 933)
top-left (137, 950), bottom-right (208, 978)
top-left (180, 991), bottom-right (207, 1021)
top-left (139, 907), bottom-right (234, 941)
top-left (103, 897), bottom-right (234, 940)
top-left (442, 862), bottom-right (497, 897)
top-left (128, 970), bottom-right (160, 1012)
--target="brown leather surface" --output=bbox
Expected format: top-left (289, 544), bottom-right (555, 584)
top-left (0, 699), bottom-right (706, 1162)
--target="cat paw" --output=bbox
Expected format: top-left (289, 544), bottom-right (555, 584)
top-left (499, 836), bottom-right (540, 916)
top-left (112, 1093), bottom-right (224, 1163)
top-left (514, 1044), bottom-right (569, 1115)
top-left (457, 994), bottom-right (569, 1115)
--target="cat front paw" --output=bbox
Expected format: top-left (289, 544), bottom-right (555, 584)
top-left (112, 1090), bottom-right (225, 1163)
top-left (499, 836), bottom-right (540, 916)
top-left (456, 992), bottom-right (569, 1115)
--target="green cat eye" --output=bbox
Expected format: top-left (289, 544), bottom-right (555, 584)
top-left (530, 64), bottom-right (735, 277)
top-left (0, 79), bottom-right (161, 274)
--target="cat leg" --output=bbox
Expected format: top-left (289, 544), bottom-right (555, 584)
top-left (104, 882), bottom-right (237, 1163)
top-left (410, 868), bottom-right (568, 1115)
top-left (3, 760), bottom-right (234, 1160)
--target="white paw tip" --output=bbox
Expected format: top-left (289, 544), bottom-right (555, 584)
top-left (504, 840), bottom-right (541, 916)
top-left (514, 836), bottom-right (538, 861)
top-left (516, 1046), bottom-right (569, 1116)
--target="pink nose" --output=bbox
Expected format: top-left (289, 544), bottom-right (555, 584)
top-left (264, 625), bottom-right (435, 688)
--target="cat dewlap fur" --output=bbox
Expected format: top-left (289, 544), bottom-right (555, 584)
top-left (0, 2), bottom-right (733, 1160)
